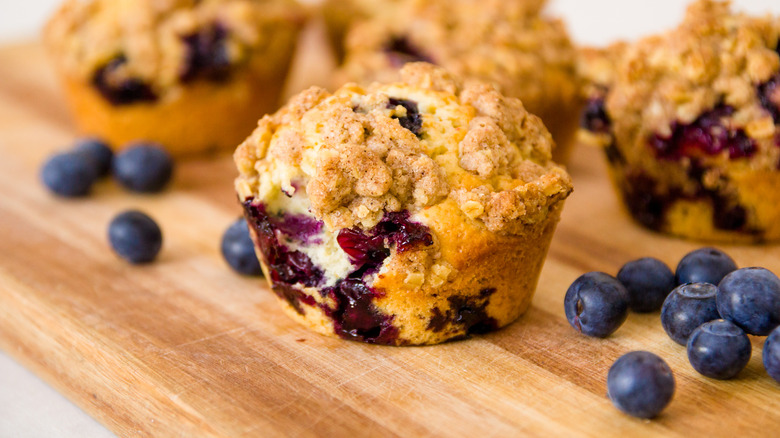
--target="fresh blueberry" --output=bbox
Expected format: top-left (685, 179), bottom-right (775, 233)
top-left (564, 272), bottom-right (629, 338)
top-left (617, 257), bottom-right (675, 312)
top-left (607, 351), bottom-right (675, 419)
top-left (108, 210), bottom-right (163, 264)
top-left (40, 152), bottom-right (96, 197)
top-left (687, 319), bottom-right (751, 379)
top-left (675, 247), bottom-right (737, 285)
top-left (764, 326), bottom-right (780, 383)
top-left (74, 138), bottom-right (113, 177)
top-left (221, 218), bottom-right (263, 276)
top-left (717, 267), bottom-right (780, 336)
top-left (112, 143), bottom-right (173, 193)
top-left (661, 283), bottom-right (721, 345)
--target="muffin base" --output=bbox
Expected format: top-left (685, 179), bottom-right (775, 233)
top-left (246, 199), bottom-right (563, 346)
top-left (59, 66), bottom-right (291, 156)
top-left (605, 160), bottom-right (780, 243)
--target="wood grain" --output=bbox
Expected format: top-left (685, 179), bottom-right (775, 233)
top-left (1, 35), bottom-right (779, 437)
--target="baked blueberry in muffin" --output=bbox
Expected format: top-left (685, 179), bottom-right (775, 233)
top-left (234, 63), bottom-right (573, 345)
top-left (579, 0), bottom-right (780, 242)
top-left (320, 0), bottom-right (408, 62)
top-left (44, 0), bottom-right (305, 156)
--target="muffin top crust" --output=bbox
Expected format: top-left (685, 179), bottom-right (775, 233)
top-left (235, 63), bottom-right (572, 235)
top-left (603, 0), bottom-right (780, 171)
top-left (334, 0), bottom-right (578, 118)
top-left (44, 0), bottom-right (303, 98)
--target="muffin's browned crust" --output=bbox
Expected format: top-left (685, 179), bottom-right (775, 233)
top-left (235, 63), bottom-right (572, 345)
top-left (579, 0), bottom-right (780, 243)
top-left (44, 0), bottom-right (304, 155)
top-left (333, 0), bottom-right (581, 162)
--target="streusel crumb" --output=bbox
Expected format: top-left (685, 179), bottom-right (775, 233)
top-left (44, 0), bottom-right (303, 93)
top-left (235, 62), bottom-right (572, 234)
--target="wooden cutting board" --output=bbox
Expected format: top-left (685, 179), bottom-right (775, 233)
top-left (1, 32), bottom-right (780, 437)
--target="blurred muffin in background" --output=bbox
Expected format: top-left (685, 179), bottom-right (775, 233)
top-left (44, 0), bottom-right (305, 156)
top-left (321, 0), bottom-right (405, 62)
top-left (578, 0), bottom-right (780, 243)
top-left (332, 0), bottom-right (581, 163)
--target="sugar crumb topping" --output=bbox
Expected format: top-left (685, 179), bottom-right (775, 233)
top-left (44, 0), bottom-right (303, 91)
top-left (235, 63), bottom-right (572, 234)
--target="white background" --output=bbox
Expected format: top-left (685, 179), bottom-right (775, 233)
top-left (1, 1), bottom-right (779, 437)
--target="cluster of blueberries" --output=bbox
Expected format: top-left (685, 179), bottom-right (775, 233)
top-left (40, 138), bottom-right (263, 275)
top-left (564, 247), bottom-right (780, 419)
top-left (41, 138), bottom-right (173, 197)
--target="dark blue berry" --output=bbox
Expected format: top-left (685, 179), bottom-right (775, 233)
top-left (675, 247), bottom-right (737, 286)
top-left (387, 98), bottom-right (423, 137)
top-left (92, 55), bottom-right (157, 105)
top-left (384, 36), bottom-right (434, 68)
top-left (108, 210), bottom-right (163, 264)
top-left (607, 351), bottom-right (675, 419)
top-left (564, 272), bottom-right (629, 338)
top-left (180, 24), bottom-right (231, 83)
top-left (112, 143), bottom-right (173, 193)
top-left (649, 105), bottom-right (756, 161)
top-left (243, 201), bottom-right (400, 344)
top-left (580, 96), bottom-right (611, 134)
top-left (221, 218), bottom-right (263, 276)
top-left (764, 326), bottom-right (780, 383)
top-left (617, 257), bottom-right (675, 313)
top-left (40, 152), bottom-right (96, 197)
top-left (661, 283), bottom-right (721, 345)
top-left (717, 267), bottom-right (780, 336)
top-left (74, 138), bottom-right (113, 177)
top-left (757, 73), bottom-right (780, 123)
top-left (337, 210), bottom-right (432, 267)
top-left (687, 319), bottom-right (751, 380)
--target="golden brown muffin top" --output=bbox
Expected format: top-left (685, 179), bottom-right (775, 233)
top-left (577, 42), bottom-right (628, 97)
top-left (334, 0), bottom-right (578, 118)
top-left (44, 0), bottom-right (304, 92)
top-left (235, 63), bottom-right (572, 235)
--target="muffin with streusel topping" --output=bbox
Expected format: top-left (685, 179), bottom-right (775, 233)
top-left (234, 63), bottom-right (572, 345)
top-left (332, 0), bottom-right (581, 163)
top-left (579, 0), bottom-right (780, 243)
top-left (44, 0), bottom-right (304, 156)
top-left (320, 0), bottom-right (404, 62)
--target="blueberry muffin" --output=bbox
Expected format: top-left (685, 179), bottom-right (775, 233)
top-left (320, 0), bottom-right (405, 62)
top-left (579, 0), bottom-right (780, 243)
top-left (333, 0), bottom-right (581, 163)
top-left (44, 0), bottom-right (305, 156)
top-left (234, 63), bottom-right (573, 345)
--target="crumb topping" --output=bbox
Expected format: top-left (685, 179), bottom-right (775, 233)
top-left (334, 0), bottom-right (578, 119)
top-left (577, 42), bottom-right (628, 98)
top-left (44, 0), bottom-right (303, 93)
top-left (235, 63), bottom-right (572, 234)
